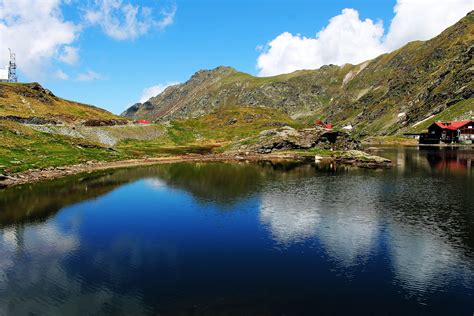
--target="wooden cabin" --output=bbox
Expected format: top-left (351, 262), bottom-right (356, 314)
top-left (420, 120), bottom-right (474, 144)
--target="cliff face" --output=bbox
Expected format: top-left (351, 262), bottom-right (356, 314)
top-left (123, 11), bottom-right (474, 136)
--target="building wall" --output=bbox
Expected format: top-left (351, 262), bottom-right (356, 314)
top-left (460, 123), bottom-right (474, 141)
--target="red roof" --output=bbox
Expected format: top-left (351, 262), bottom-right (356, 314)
top-left (434, 120), bottom-right (471, 130)
top-left (136, 120), bottom-right (151, 124)
top-left (315, 120), bottom-right (333, 129)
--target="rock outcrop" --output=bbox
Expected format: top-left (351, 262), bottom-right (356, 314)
top-left (240, 126), bottom-right (360, 154)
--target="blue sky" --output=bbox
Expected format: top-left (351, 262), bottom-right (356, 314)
top-left (1, 0), bottom-right (472, 114)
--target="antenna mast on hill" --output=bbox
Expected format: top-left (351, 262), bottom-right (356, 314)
top-left (8, 48), bottom-right (17, 83)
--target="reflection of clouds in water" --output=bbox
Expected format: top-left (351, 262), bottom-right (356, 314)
top-left (260, 177), bottom-right (379, 267)
top-left (318, 211), bottom-right (377, 268)
top-left (386, 222), bottom-right (474, 295)
top-left (317, 182), bottom-right (379, 268)
top-left (0, 222), bottom-right (149, 315)
top-left (144, 178), bottom-right (167, 190)
top-left (260, 185), bottom-right (321, 245)
top-left (0, 224), bottom-right (79, 291)
top-left (259, 174), bottom-right (474, 296)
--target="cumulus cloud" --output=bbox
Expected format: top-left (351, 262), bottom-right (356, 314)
top-left (85, 0), bottom-right (177, 40)
top-left (0, 0), bottom-right (80, 78)
top-left (76, 70), bottom-right (103, 81)
top-left (139, 81), bottom-right (179, 103)
top-left (257, 0), bottom-right (473, 76)
top-left (54, 69), bottom-right (69, 80)
top-left (384, 0), bottom-right (474, 50)
top-left (58, 46), bottom-right (79, 65)
top-left (0, 0), bottom-right (176, 79)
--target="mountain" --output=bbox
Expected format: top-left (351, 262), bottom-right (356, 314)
top-left (123, 11), bottom-right (474, 136)
top-left (0, 82), bottom-right (123, 124)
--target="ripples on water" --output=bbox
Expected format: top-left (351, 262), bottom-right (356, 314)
top-left (0, 146), bottom-right (473, 315)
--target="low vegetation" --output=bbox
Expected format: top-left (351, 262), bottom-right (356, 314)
top-left (0, 82), bottom-right (121, 122)
top-left (407, 99), bottom-right (474, 133)
top-left (0, 107), bottom-right (308, 174)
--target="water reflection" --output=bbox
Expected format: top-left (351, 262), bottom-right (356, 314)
top-left (386, 146), bottom-right (474, 176)
top-left (386, 221), bottom-right (473, 297)
top-left (0, 149), bottom-right (473, 314)
top-left (260, 182), bottom-right (322, 245)
top-left (0, 221), bottom-right (150, 315)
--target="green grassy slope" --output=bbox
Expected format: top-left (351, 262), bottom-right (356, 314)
top-left (407, 99), bottom-right (474, 133)
top-left (0, 82), bottom-right (122, 122)
top-left (0, 107), bottom-right (301, 174)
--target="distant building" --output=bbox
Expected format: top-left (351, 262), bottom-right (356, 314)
top-left (135, 120), bottom-right (152, 125)
top-left (419, 120), bottom-right (474, 144)
top-left (315, 120), bottom-right (333, 129)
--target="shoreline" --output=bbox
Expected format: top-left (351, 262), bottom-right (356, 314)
top-left (0, 151), bottom-right (392, 189)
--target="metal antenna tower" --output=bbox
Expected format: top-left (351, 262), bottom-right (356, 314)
top-left (8, 48), bottom-right (17, 83)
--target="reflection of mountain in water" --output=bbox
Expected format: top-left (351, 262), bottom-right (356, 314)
top-left (144, 161), bottom-right (351, 206)
top-left (0, 168), bottom-right (163, 227)
top-left (0, 162), bottom-right (344, 227)
top-left (1, 156), bottom-right (473, 300)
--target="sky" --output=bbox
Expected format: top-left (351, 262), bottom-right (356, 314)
top-left (0, 0), bottom-right (473, 114)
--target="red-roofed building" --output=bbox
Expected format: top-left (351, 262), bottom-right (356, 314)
top-left (315, 120), bottom-right (333, 129)
top-left (420, 120), bottom-right (474, 144)
top-left (135, 120), bottom-right (152, 125)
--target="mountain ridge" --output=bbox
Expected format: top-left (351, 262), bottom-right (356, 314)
top-left (123, 11), bottom-right (474, 136)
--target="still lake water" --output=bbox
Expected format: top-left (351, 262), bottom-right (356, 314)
top-left (0, 146), bottom-right (473, 315)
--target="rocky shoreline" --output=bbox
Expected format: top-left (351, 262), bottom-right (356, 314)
top-left (0, 150), bottom-right (391, 189)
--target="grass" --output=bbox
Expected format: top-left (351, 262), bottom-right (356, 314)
top-left (279, 148), bottom-right (334, 156)
top-left (407, 99), bottom-right (474, 133)
top-left (0, 82), bottom-right (122, 122)
top-left (363, 135), bottom-right (418, 145)
top-left (0, 106), bottom-right (307, 175)
top-left (164, 106), bottom-right (302, 143)
top-left (0, 120), bottom-right (126, 173)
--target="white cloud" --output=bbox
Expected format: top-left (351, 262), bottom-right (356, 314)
top-left (384, 0), bottom-right (474, 50)
top-left (0, 0), bottom-right (80, 78)
top-left (76, 70), bottom-right (103, 81)
top-left (257, 0), bottom-right (473, 76)
top-left (139, 81), bottom-right (179, 103)
top-left (54, 69), bottom-right (69, 80)
top-left (58, 46), bottom-right (79, 65)
top-left (0, 0), bottom-right (176, 80)
top-left (85, 0), bottom-right (177, 40)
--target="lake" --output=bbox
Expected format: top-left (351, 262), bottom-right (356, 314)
top-left (0, 146), bottom-right (473, 315)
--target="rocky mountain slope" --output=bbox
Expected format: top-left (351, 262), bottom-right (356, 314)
top-left (123, 11), bottom-right (474, 136)
top-left (0, 82), bottom-right (124, 124)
